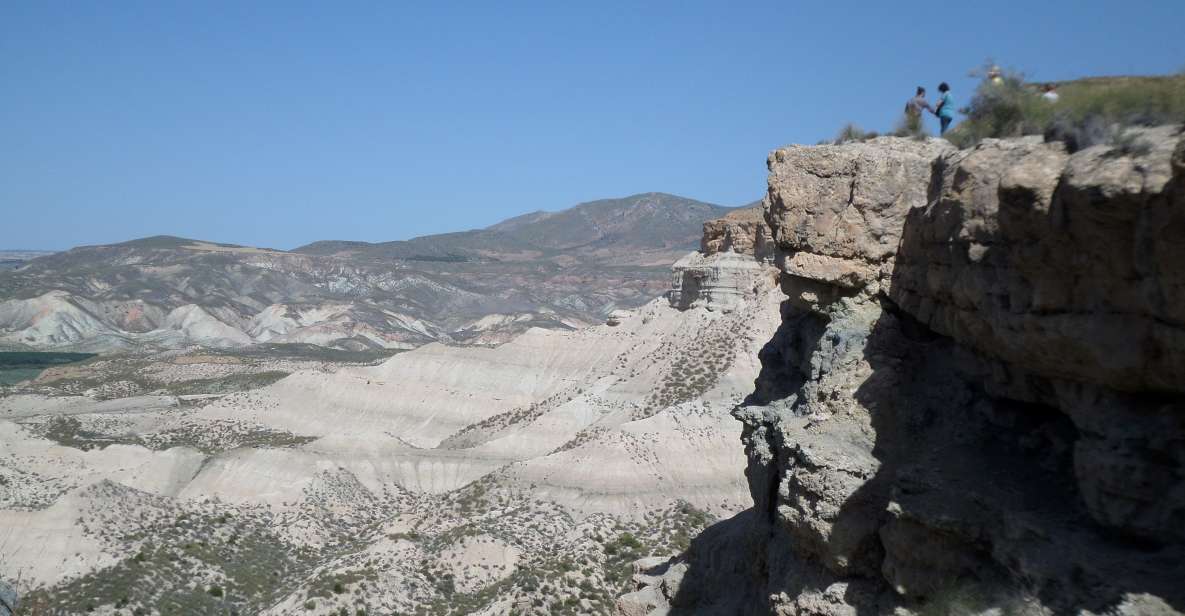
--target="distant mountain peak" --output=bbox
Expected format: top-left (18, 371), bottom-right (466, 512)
top-left (114, 235), bottom-right (201, 248)
top-left (294, 192), bottom-right (732, 259)
top-left (108, 235), bottom-right (257, 251)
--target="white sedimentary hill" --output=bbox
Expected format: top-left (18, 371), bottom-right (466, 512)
top-left (0, 212), bottom-right (780, 612)
top-left (186, 284), bottom-right (778, 509)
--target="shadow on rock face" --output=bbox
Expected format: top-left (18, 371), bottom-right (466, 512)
top-left (0, 581), bottom-right (16, 616)
top-left (837, 200), bottom-right (1185, 614)
top-left (664, 509), bottom-right (766, 615)
top-left (653, 312), bottom-right (1185, 616)
top-left (870, 130), bottom-right (1185, 613)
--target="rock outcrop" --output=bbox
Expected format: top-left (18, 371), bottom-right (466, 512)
top-left (702, 206), bottom-right (777, 261)
top-left (669, 206), bottom-right (777, 312)
top-left (625, 127), bottom-right (1185, 615)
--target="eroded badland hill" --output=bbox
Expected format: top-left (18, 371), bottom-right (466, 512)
top-left (0, 193), bottom-right (733, 354)
top-left (1, 205), bottom-right (778, 614)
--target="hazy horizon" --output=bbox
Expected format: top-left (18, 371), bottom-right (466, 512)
top-left (0, 190), bottom-right (753, 252)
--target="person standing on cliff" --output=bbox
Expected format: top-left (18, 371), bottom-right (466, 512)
top-left (904, 86), bottom-right (933, 133)
top-left (935, 82), bottom-right (955, 135)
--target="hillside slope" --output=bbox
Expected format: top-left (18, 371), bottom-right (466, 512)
top-left (0, 215), bottom-right (781, 614)
top-left (0, 193), bottom-right (736, 353)
top-left (296, 192), bottom-right (732, 264)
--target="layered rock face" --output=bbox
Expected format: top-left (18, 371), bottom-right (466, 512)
top-left (628, 128), bottom-right (1185, 615)
top-left (702, 206), bottom-right (777, 260)
top-left (669, 206), bottom-right (777, 312)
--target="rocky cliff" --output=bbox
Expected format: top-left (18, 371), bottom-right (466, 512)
top-left (668, 206), bottom-right (777, 312)
top-left (701, 206), bottom-right (776, 260)
top-left (623, 126), bottom-right (1185, 615)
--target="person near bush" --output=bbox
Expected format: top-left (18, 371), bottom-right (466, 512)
top-left (1042, 83), bottom-right (1060, 103)
top-left (987, 65), bottom-right (1004, 86)
top-left (904, 86), bottom-right (934, 133)
top-left (935, 82), bottom-right (955, 135)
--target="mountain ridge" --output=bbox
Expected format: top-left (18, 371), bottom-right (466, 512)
top-left (293, 192), bottom-right (737, 261)
top-left (0, 192), bottom-right (745, 353)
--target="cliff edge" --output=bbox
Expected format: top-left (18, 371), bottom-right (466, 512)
top-left (623, 126), bottom-right (1185, 615)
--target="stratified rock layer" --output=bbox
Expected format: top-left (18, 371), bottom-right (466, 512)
top-left (701, 205), bottom-right (777, 261)
top-left (669, 205), bottom-right (777, 312)
top-left (626, 129), bottom-right (1185, 616)
top-left (891, 129), bottom-right (1185, 393)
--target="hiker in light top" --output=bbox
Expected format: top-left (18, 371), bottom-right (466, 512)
top-left (1042, 83), bottom-right (1060, 103)
top-left (904, 86), bottom-right (933, 133)
top-left (935, 82), bottom-right (955, 135)
top-left (988, 65), bottom-right (1004, 86)
top-left (905, 86), bottom-right (933, 116)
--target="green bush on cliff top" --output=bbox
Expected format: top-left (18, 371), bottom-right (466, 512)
top-left (946, 65), bottom-right (1185, 149)
top-left (830, 63), bottom-right (1185, 150)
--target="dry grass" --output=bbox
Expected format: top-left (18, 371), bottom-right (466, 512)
top-left (946, 70), bottom-right (1185, 149)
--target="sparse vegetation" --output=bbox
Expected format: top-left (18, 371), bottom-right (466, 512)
top-left (30, 413), bottom-right (318, 454)
top-left (824, 64), bottom-right (1183, 151)
top-left (946, 64), bottom-right (1185, 150)
top-left (17, 500), bottom-right (330, 615)
top-left (160, 370), bottom-right (291, 395)
top-left (916, 583), bottom-right (1045, 616)
top-left (893, 111), bottom-right (931, 139)
top-left (5, 262), bottom-right (758, 616)
top-left (831, 123), bottom-right (880, 144)
top-left (643, 324), bottom-right (738, 414)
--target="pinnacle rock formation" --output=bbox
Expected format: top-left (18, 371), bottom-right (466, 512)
top-left (669, 205), bottom-right (778, 312)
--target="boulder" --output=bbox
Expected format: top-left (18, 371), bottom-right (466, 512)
top-left (765, 137), bottom-right (954, 284)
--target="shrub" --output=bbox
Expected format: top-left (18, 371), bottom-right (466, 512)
top-left (893, 112), bottom-right (930, 139)
top-left (1043, 113), bottom-right (1112, 152)
top-left (947, 62), bottom-right (1185, 149)
top-left (832, 123), bottom-right (879, 144)
top-left (945, 64), bottom-right (1047, 147)
top-left (1107, 127), bottom-right (1156, 157)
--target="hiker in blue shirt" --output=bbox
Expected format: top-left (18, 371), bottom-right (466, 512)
top-left (935, 82), bottom-right (955, 135)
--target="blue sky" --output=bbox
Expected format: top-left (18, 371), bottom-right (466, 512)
top-left (3, 1), bottom-right (1183, 250)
